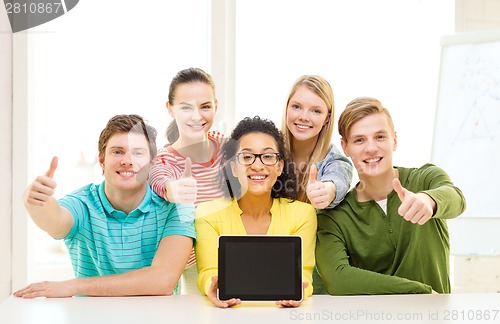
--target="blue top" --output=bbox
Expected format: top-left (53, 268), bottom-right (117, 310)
top-left (59, 182), bottom-right (195, 278)
top-left (315, 144), bottom-right (353, 209)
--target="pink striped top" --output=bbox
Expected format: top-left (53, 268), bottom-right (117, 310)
top-left (149, 131), bottom-right (226, 206)
top-left (149, 131), bottom-right (226, 266)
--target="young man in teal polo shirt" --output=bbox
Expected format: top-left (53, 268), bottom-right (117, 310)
top-left (15, 114), bottom-right (195, 298)
top-left (316, 97), bottom-right (466, 295)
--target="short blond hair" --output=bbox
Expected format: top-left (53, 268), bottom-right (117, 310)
top-left (338, 97), bottom-right (394, 141)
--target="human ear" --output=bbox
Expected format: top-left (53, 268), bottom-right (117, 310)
top-left (230, 160), bottom-right (238, 177)
top-left (167, 102), bottom-right (174, 118)
top-left (323, 113), bottom-right (330, 126)
top-left (340, 138), bottom-right (349, 156)
top-left (98, 154), bottom-right (105, 174)
top-left (277, 160), bottom-right (284, 176)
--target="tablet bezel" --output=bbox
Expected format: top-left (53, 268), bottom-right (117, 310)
top-left (217, 235), bottom-right (302, 301)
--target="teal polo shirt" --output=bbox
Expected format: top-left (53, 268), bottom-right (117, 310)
top-left (59, 182), bottom-right (195, 278)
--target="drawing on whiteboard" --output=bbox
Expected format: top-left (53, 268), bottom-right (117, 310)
top-left (455, 56), bottom-right (500, 142)
top-left (432, 33), bottom-right (500, 218)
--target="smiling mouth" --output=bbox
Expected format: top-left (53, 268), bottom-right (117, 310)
top-left (248, 175), bottom-right (268, 180)
top-left (188, 123), bottom-right (207, 129)
top-left (295, 123), bottom-right (312, 129)
top-left (117, 171), bottom-right (137, 177)
top-left (364, 157), bottom-right (382, 164)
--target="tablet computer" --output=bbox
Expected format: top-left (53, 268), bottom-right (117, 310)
top-left (217, 235), bottom-right (302, 301)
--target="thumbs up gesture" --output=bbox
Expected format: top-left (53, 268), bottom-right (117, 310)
top-left (165, 157), bottom-right (197, 204)
top-left (306, 164), bottom-right (336, 209)
top-left (24, 156), bottom-right (59, 207)
top-left (392, 178), bottom-right (436, 225)
top-left (182, 156), bottom-right (192, 179)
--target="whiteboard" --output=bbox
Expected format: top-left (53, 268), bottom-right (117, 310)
top-left (432, 30), bottom-right (500, 218)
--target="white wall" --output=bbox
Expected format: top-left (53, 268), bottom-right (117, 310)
top-left (456, 0), bottom-right (500, 31)
top-left (451, 0), bottom-right (500, 292)
top-left (11, 32), bottom-right (31, 296)
top-left (233, 0), bottom-right (455, 169)
top-left (0, 6), bottom-right (12, 300)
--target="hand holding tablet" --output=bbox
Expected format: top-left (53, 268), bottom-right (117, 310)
top-left (207, 276), bottom-right (241, 308)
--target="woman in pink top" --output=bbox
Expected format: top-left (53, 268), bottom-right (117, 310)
top-left (149, 68), bottom-right (226, 293)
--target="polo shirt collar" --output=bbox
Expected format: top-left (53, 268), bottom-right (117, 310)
top-left (97, 181), bottom-right (152, 220)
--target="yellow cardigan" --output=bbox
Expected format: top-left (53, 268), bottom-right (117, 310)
top-left (195, 197), bottom-right (317, 298)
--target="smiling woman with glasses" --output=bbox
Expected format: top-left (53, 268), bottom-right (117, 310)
top-left (194, 116), bottom-right (317, 308)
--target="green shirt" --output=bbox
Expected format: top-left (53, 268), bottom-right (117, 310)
top-left (316, 164), bottom-right (466, 295)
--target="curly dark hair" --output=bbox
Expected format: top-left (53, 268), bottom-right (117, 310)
top-left (219, 116), bottom-right (297, 200)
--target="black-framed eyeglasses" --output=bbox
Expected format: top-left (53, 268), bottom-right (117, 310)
top-left (236, 152), bottom-right (281, 166)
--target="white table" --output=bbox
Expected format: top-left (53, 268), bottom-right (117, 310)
top-left (1, 293), bottom-right (499, 324)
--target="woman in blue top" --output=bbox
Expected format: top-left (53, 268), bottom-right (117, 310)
top-left (281, 75), bottom-right (353, 209)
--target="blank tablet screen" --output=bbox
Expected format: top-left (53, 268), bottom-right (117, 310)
top-left (218, 235), bottom-right (302, 301)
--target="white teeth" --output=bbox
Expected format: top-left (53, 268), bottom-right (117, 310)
top-left (120, 171), bottom-right (135, 176)
top-left (249, 175), bottom-right (266, 180)
top-left (365, 158), bottom-right (381, 163)
top-left (296, 124), bottom-right (311, 129)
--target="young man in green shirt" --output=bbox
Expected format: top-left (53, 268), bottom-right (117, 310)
top-left (316, 97), bottom-right (466, 295)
